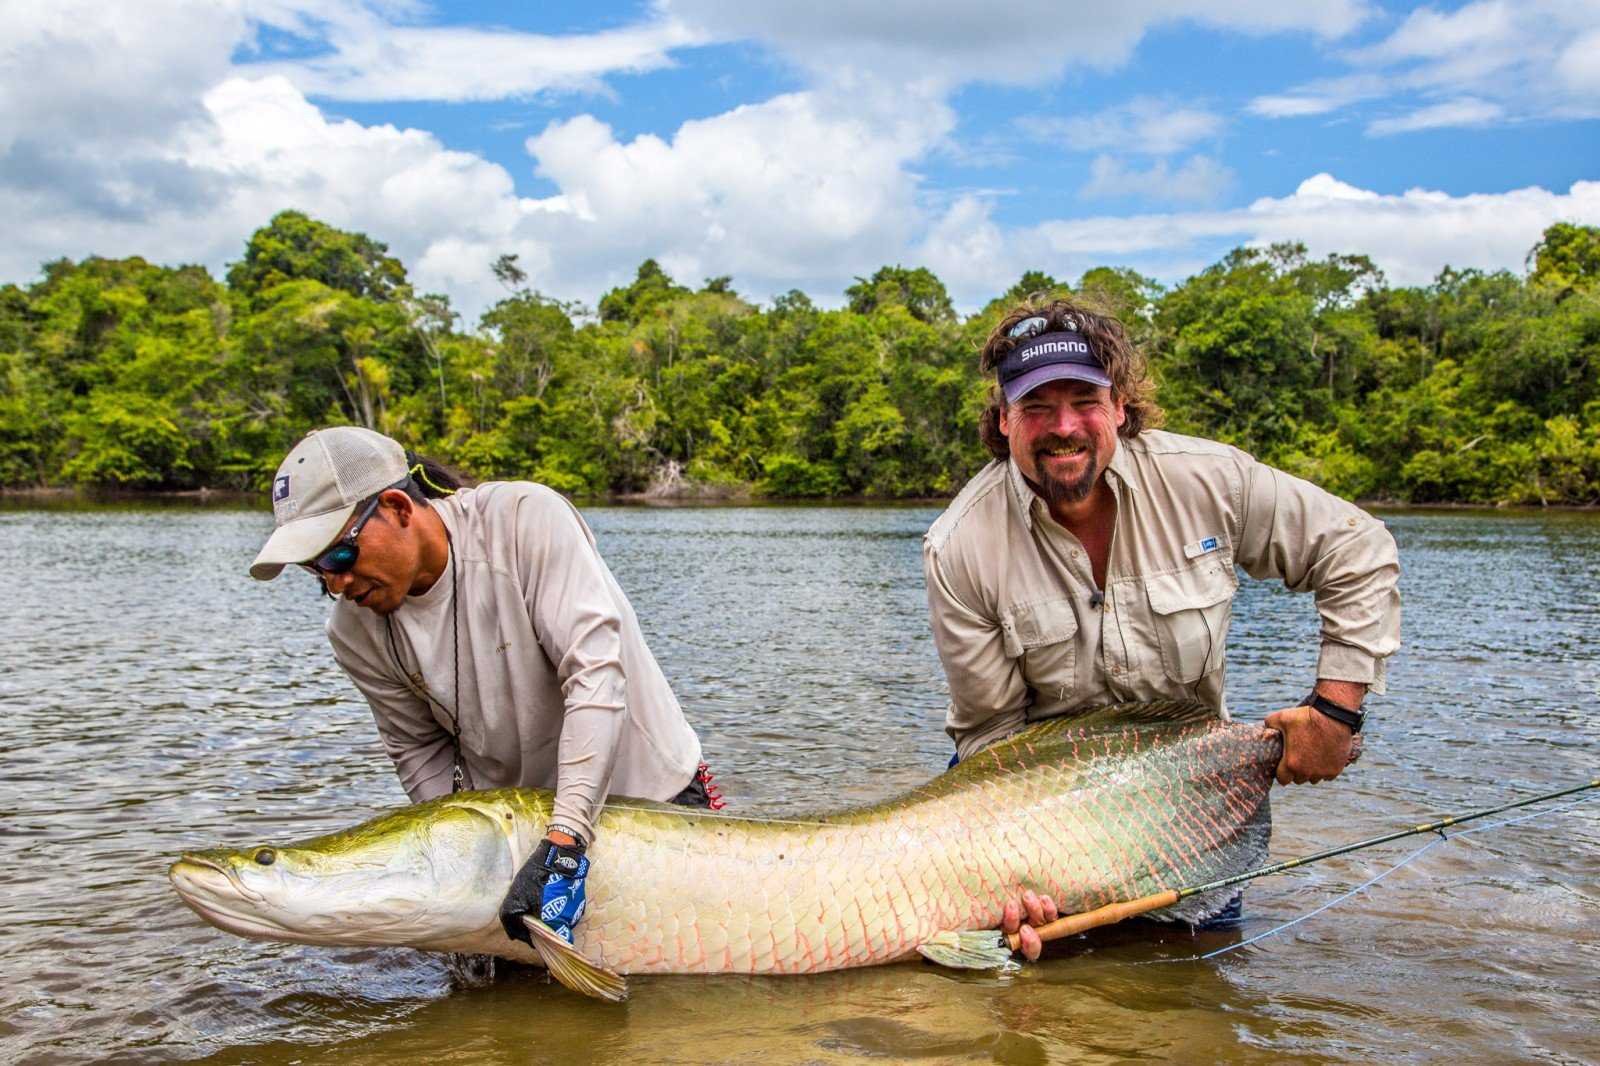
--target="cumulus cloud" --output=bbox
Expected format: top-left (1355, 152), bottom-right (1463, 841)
top-left (512, 84), bottom-right (952, 296)
top-left (914, 175), bottom-right (1600, 309)
top-left (1080, 155), bottom-right (1235, 204)
top-left (1047, 175), bottom-right (1600, 286)
top-left (3, 0), bottom-right (1587, 326)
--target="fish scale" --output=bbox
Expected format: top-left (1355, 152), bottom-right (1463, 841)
top-left (170, 701), bottom-right (1278, 980)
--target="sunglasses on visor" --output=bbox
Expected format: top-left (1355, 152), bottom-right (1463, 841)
top-left (1007, 314), bottom-right (1080, 340)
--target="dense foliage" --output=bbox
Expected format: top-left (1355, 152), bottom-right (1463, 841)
top-left (4, 210), bottom-right (1599, 504)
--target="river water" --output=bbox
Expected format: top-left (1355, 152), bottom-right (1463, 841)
top-left (1, 501), bottom-right (1596, 1065)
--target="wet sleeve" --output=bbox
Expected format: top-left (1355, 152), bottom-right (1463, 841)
top-left (327, 621), bottom-right (457, 802)
top-left (1232, 457), bottom-right (1402, 694)
top-left (924, 539), bottom-right (1029, 759)
top-left (516, 489), bottom-right (628, 844)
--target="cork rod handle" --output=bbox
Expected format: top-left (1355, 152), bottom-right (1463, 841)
top-left (1005, 889), bottom-right (1183, 951)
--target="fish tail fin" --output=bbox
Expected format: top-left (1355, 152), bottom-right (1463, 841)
top-left (522, 918), bottom-right (629, 1002)
top-left (917, 930), bottom-right (1020, 971)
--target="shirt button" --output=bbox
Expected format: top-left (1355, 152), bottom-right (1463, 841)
top-left (1072, 549), bottom-right (1081, 559)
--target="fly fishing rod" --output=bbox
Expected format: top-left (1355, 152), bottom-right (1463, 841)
top-left (1002, 775), bottom-right (1599, 953)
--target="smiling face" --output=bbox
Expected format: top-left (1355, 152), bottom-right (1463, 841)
top-left (999, 378), bottom-right (1126, 511)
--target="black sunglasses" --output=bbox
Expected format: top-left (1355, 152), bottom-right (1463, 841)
top-left (304, 491), bottom-right (386, 577)
top-left (1007, 314), bottom-right (1080, 340)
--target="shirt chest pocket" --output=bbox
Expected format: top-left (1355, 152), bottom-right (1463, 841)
top-left (1144, 560), bottom-right (1237, 683)
top-left (1000, 597), bottom-right (1078, 696)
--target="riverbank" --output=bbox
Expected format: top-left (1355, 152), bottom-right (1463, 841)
top-left (5, 482), bottom-right (1599, 512)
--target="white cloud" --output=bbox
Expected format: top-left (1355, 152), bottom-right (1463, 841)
top-left (660, 0), bottom-right (1371, 87)
top-left (1554, 28), bottom-right (1600, 97)
top-left (915, 174), bottom-right (1600, 308)
top-left (514, 84), bottom-right (952, 295)
top-left (3, 0), bottom-right (1587, 330)
top-left (1254, 1), bottom-right (1600, 129)
top-left (1080, 155), bottom-right (1235, 204)
top-left (1367, 97), bottom-right (1503, 136)
top-left (1247, 74), bottom-right (1386, 118)
top-left (245, 11), bottom-right (703, 102)
top-left (1038, 98), bottom-right (1223, 155)
top-left (1042, 174), bottom-right (1600, 285)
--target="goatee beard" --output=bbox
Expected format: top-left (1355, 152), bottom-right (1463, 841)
top-left (1032, 439), bottom-right (1098, 506)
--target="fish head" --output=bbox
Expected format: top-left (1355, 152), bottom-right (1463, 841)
top-left (169, 799), bottom-right (516, 948)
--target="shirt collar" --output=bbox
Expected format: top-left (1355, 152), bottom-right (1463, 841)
top-left (1006, 458), bottom-right (1043, 529)
top-left (1105, 436), bottom-right (1139, 495)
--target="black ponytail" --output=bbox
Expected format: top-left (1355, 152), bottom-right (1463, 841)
top-left (401, 450), bottom-right (465, 501)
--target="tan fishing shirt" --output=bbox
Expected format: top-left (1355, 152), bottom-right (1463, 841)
top-left (924, 430), bottom-right (1401, 759)
top-left (327, 481), bottom-right (701, 842)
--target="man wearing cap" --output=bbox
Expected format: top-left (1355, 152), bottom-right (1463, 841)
top-left (923, 297), bottom-right (1401, 957)
top-left (251, 426), bottom-right (716, 951)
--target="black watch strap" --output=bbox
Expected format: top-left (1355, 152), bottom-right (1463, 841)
top-left (1304, 690), bottom-right (1365, 733)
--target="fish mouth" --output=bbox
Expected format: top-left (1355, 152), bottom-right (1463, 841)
top-left (169, 854), bottom-right (290, 938)
top-left (170, 853), bottom-right (265, 903)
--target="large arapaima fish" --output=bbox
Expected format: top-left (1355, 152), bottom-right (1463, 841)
top-left (169, 701), bottom-right (1277, 1000)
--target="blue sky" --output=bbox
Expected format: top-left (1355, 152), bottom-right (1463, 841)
top-left (5, 1), bottom-right (1598, 319)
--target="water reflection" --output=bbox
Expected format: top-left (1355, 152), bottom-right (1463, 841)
top-left (1, 504), bottom-right (1596, 1064)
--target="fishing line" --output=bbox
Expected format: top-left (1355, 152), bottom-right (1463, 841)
top-left (1144, 790), bottom-right (1600, 965)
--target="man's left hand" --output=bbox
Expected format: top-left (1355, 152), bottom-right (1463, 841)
top-left (1264, 702), bottom-right (1356, 785)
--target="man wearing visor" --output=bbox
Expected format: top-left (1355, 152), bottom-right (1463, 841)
top-left (923, 298), bottom-right (1400, 957)
top-left (249, 426), bottom-right (719, 952)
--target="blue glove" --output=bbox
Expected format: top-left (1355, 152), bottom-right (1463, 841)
top-left (500, 837), bottom-right (589, 945)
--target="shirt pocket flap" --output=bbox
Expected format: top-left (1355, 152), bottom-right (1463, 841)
top-left (1000, 597), bottom-right (1079, 658)
top-left (1145, 562), bottom-right (1237, 615)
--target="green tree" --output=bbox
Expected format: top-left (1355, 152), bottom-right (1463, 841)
top-left (845, 265), bottom-right (955, 324)
top-left (598, 259), bottom-right (691, 325)
top-left (226, 211), bottom-right (409, 307)
top-left (1528, 222), bottom-right (1600, 299)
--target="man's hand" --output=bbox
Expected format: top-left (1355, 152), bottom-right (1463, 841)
top-left (499, 837), bottom-right (590, 946)
top-left (1264, 701), bottom-right (1356, 785)
top-left (998, 888), bottom-right (1059, 961)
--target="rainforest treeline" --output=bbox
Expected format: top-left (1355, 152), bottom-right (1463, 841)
top-left (3, 211), bottom-right (1599, 503)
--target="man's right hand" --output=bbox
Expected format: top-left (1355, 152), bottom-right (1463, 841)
top-left (998, 888), bottom-right (1059, 961)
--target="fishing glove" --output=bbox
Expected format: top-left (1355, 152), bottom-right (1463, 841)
top-left (499, 837), bottom-right (589, 946)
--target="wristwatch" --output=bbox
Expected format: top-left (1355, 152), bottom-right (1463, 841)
top-left (545, 823), bottom-right (588, 851)
top-left (1303, 690), bottom-right (1365, 733)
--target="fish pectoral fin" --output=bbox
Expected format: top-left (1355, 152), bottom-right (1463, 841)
top-left (522, 918), bottom-right (629, 1003)
top-left (916, 930), bottom-right (1020, 972)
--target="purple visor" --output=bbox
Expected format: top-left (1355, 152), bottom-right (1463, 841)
top-left (998, 330), bottom-right (1111, 405)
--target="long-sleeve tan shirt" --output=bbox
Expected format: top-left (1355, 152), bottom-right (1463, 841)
top-left (327, 481), bottom-right (701, 842)
top-left (924, 430), bottom-right (1401, 760)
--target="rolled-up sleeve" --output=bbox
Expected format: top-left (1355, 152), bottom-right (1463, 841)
top-left (517, 490), bottom-right (629, 842)
top-left (1233, 459), bottom-right (1401, 693)
top-left (328, 621), bottom-right (457, 802)
top-left (924, 539), bottom-right (1029, 758)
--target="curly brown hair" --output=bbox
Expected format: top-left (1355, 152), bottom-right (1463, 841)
top-left (977, 294), bottom-right (1162, 460)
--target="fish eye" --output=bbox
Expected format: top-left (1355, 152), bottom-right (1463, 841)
top-left (254, 849), bottom-right (276, 866)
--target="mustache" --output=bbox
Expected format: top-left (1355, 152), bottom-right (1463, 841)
top-left (1033, 435), bottom-right (1093, 455)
